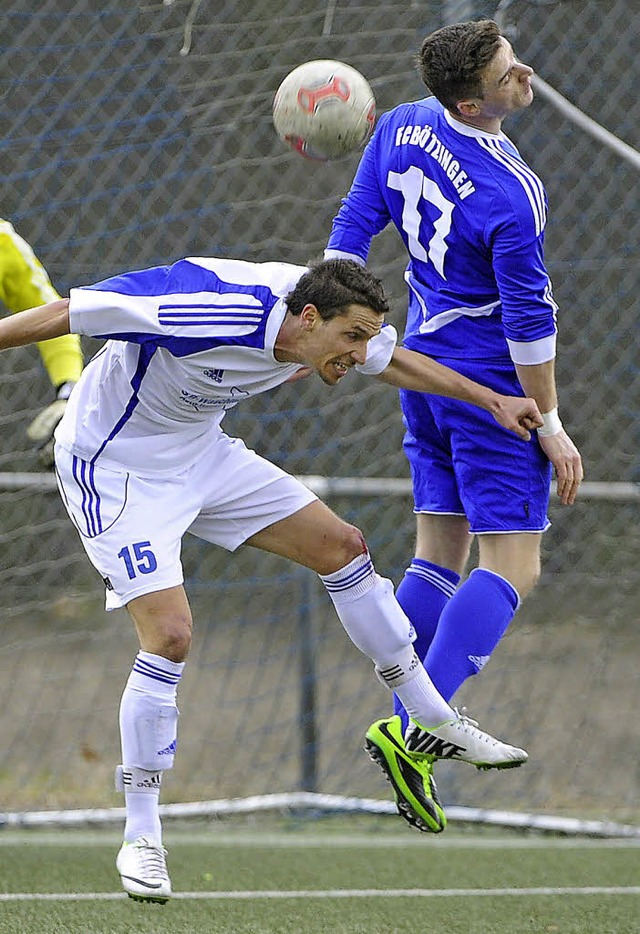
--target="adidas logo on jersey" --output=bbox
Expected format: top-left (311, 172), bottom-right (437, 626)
top-left (203, 368), bottom-right (225, 383)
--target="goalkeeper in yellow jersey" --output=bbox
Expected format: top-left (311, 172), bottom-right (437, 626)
top-left (0, 218), bottom-right (83, 467)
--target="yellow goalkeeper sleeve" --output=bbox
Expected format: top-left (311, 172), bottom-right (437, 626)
top-left (0, 218), bottom-right (83, 387)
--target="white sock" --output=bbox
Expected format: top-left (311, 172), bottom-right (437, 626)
top-left (118, 766), bottom-right (163, 844)
top-left (377, 648), bottom-right (453, 726)
top-left (320, 553), bottom-right (453, 726)
top-left (119, 652), bottom-right (184, 843)
top-left (319, 552), bottom-right (414, 660)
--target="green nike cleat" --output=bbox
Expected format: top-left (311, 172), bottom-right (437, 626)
top-left (365, 715), bottom-right (446, 833)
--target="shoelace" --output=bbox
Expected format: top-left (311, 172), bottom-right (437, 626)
top-left (454, 706), bottom-right (479, 727)
top-left (133, 840), bottom-right (169, 879)
top-left (408, 709), bottom-right (499, 750)
top-left (452, 707), bottom-right (501, 748)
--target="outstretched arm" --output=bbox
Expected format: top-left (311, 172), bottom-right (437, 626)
top-left (377, 346), bottom-right (543, 440)
top-left (0, 298), bottom-right (71, 350)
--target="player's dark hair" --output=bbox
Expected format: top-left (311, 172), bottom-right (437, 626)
top-left (417, 19), bottom-right (503, 114)
top-left (285, 259), bottom-right (389, 320)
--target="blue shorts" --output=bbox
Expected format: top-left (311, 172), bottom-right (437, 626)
top-left (400, 359), bottom-right (552, 534)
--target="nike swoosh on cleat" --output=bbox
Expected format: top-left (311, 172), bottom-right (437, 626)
top-left (121, 874), bottom-right (163, 890)
top-left (375, 722), bottom-right (407, 755)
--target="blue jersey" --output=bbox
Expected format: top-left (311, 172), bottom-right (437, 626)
top-left (326, 97), bottom-right (557, 365)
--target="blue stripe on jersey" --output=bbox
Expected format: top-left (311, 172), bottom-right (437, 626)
top-left (157, 310), bottom-right (264, 326)
top-left (93, 329), bottom-right (272, 358)
top-left (479, 137), bottom-right (546, 236)
top-left (82, 259), bottom-right (282, 355)
top-left (158, 302), bottom-right (262, 318)
top-left (91, 342), bottom-right (157, 464)
top-left (84, 265), bottom-right (172, 296)
top-left (84, 259), bottom-right (280, 313)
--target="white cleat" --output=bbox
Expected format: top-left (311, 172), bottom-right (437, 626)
top-left (116, 836), bottom-right (171, 903)
top-left (406, 708), bottom-right (528, 770)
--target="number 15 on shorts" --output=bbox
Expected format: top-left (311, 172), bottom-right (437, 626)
top-left (118, 541), bottom-right (158, 579)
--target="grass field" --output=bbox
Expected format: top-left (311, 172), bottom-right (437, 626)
top-left (1, 817), bottom-right (639, 933)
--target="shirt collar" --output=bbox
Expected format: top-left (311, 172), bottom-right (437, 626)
top-left (443, 106), bottom-right (508, 142)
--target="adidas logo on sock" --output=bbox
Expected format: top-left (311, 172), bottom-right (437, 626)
top-left (468, 655), bottom-right (490, 672)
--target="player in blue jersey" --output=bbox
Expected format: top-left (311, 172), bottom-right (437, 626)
top-left (325, 19), bottom-right (583, 828)
top-left (0, 256), bottom-right (542, 900)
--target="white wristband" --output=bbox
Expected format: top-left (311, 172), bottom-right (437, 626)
top-left (537, 406), bottom-right (563, 437)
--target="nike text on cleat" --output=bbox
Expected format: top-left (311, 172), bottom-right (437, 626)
top-left (116, 836), bottom-right (171, 903)
top-left (364, 715), bottom-right (446, 833)
top-left (406, 708), bottom-right (528, 771)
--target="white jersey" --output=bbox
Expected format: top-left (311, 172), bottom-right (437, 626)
top-left (56, 256), bottom-right (396, 476)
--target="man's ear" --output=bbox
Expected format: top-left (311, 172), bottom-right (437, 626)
top-left (456, 98), bottom-right (481, 117)
top-left (300, 303), bottom-right (319, 330)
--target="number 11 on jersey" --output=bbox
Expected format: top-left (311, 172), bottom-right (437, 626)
top-left (387, 165), bottom-right (454, 278)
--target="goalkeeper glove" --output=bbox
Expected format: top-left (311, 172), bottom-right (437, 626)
top-left (26, 381), bottom-right (75, 469)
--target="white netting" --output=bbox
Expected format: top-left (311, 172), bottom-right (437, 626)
top-left (0, 1), bottom-right (638, 821)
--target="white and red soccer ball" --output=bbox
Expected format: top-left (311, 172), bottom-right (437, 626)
top-left (273, 60), bottom-right (376, 161)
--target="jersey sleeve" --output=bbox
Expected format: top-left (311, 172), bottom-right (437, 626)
top-left (69, 265), bottom-right (176, 342)
top-left (69, 288), bottom-right (164, 342)
top-left (487, 193), bottom-right (558, 365)
top-left (325, 112), bottom-right (395, 262)
top-left (355, 323), bottom-right (397, 375)
top-left (69, 259), bottom-right (279, 353)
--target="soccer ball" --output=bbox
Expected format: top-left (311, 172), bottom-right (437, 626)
top-left (272, 60), bottom-right (376, 161)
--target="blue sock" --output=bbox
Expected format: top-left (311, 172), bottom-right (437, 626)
top-left (393, 559), bottom-right (460, 729)
top-left (423, 567), bottom-right (520, 704)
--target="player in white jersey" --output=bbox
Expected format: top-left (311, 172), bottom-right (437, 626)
top-left (0, 256), bottom-right (543, 900)
top-left (325, 20), bottom-right (583, 827)
top-left (0, 219), bottom-right (83, 465)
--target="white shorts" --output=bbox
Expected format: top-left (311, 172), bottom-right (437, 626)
top-left (54, 433), bottom-right (317, 610)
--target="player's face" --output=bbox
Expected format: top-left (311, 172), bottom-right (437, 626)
top-left (302, 303), bottom-right (384, 385)
top-left (478, 37), bottom-right (534, 119)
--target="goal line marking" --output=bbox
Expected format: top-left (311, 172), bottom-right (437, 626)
top-left (2, 886), bottom-right (640, 902)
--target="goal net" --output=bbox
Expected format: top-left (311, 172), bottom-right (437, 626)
top-left (0, 0), bottom-right (638, 830)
